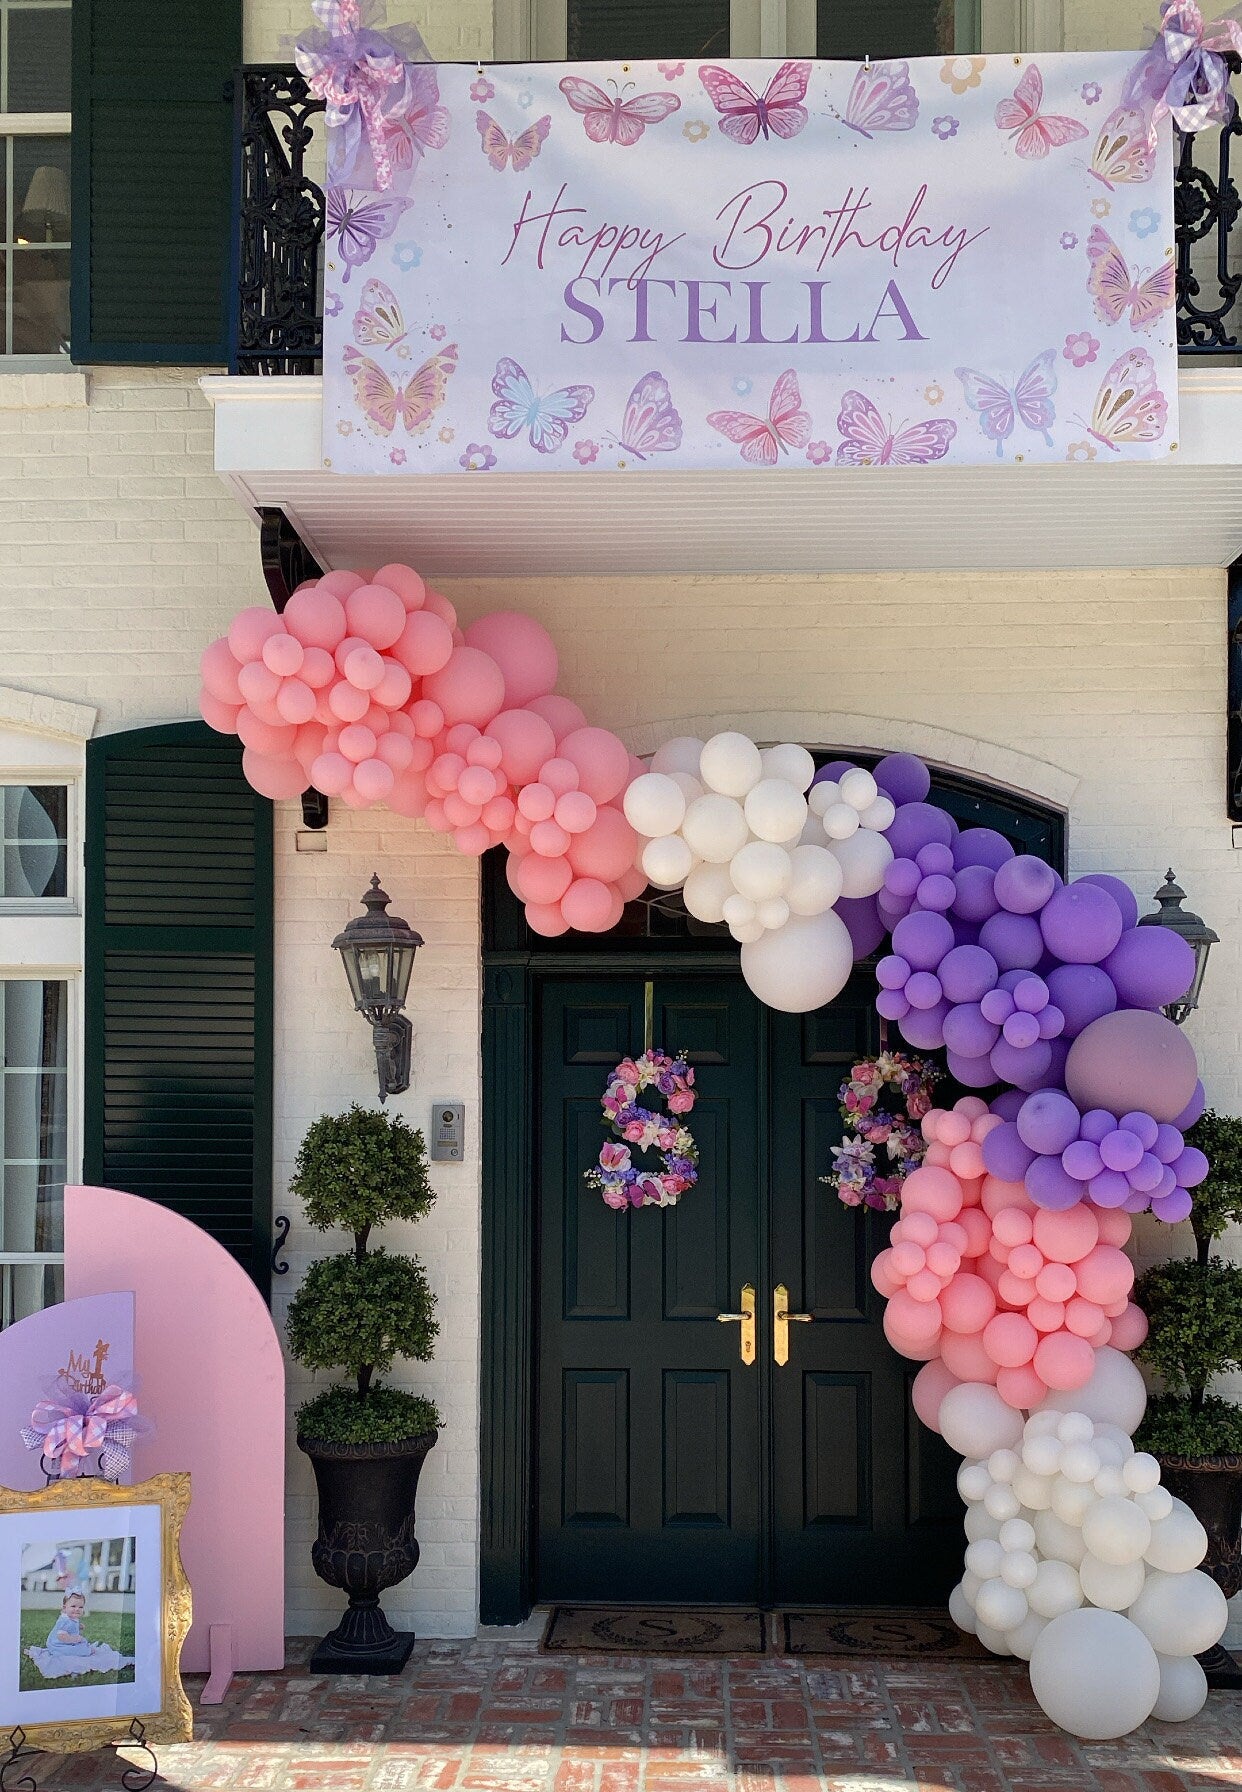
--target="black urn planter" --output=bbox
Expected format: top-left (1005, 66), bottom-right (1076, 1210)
top-left (298, 1429), bottom-right (438, 1674)
top-left (1155, 1451), bottom-right (1242, 1691)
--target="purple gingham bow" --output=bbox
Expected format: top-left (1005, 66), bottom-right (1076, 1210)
top-left (1124, 0), bottom-right (1242, 134)
top-left (21, 1381), bottom-right (146, 1479)
top-left (295, 0), bottom-right (430, 190)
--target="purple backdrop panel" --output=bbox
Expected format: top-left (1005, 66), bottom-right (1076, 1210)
top-left (65, 1187), bottom-right (285, 1675)
top-left (0, 1292), bottom-right (134, 1491)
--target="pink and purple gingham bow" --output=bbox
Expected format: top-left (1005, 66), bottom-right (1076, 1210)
top-left (295, 0), bottom-right (429, 189)
top-left (1124, 0), bottom-right (1242, 134)
top-left (21, 1382), bottom-right (145, 1479)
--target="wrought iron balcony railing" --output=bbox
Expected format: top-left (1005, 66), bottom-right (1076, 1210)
top-left (229, 63), bottom-right (1242, 376)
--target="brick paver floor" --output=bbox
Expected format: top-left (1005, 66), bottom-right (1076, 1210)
top-left (16, 1637), bottom-right (1242, 1792)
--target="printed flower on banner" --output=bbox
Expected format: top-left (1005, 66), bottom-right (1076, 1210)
top-left (1063, 331), bottom-right (1100, 367)
top-left (683, 118), bottom-right (710, 142)
top-left (1060, 231), bottom-right (1078, 250)
top-left (573, 439), bottom-right (599, 464)
top-left (1130, 207), bottom-right (1160, 238)
top-left (924, 383), bottom-right (944, 405)
top-left (336, 419), bottom-right (353, 436)
top-left (1066, 440), bottom-right (1098, 462)
top-left (518, 86), bottom-right (534, 108)
top-left (732, 376), bottom-right (753, 396)
top-left (392, 241), bottom-right (422, 271)
top-left (658, 61), bottom-right (684, 80)
top-left (389, 446), bottom-right (406, 466)
top-left (940, 55), bottom-right (984, 94)
top-left (438, 425), bottom-right (455, 443)
top-left (1081, 80), bottom-right (1102, 104)
top-left (1091, 196), bottom-right (1112, 218)
top-left (324, 292), bottom-right (343, 318)
top-left (460, 443), bottom-right (497, 471)
top-left (470, 75), bottom-right (495, 102)
top-left (429, 323), bottom-right (446, 341)
top-left (805, 441), bottom-right (831, 465)
top-left (932, 115), bottom-right (959, 139)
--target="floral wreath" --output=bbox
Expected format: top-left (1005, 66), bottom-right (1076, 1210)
top-left (822, 1050), bottom-right (939, 1212)
top-left (586, 1049), bottom-right (699, 1209)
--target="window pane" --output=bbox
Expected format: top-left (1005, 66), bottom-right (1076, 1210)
top-left (13, 137), bottom-right (71, 243)
top-left (10, 248), bottom-right (71, 353)
top-left (567, 0), bottom-right (729, 60)
top-left (1, 980), bottom-right (67, 1259)
top-left (817, 0), bottom-right (955, 59)
top-left (6, 4), bottom-right (72, 111)
top-left (1, 786), bottom-right (68, 898)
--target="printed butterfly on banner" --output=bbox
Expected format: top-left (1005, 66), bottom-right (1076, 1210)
top-left (835, 391), bottom-right (957, 466)
top-left (379, 63), bottom-right (451, 173)
top-left (1081, 347), bottom-right (1168, 452)
top-left (1086, 227), bottom-right (1175, 333)
top-left (707, 368), bottom-right (811, 465)
top-left (343, 342), bottom-right (458, 436)
top-left (326, 186), bottom-right (411, 282)
top-left (698, 60), bottom-right (811, 143)
top-left (476, 109), bottom-right (551, 171)
top-left (558, 76), bottom-right (680, 145)
top-left (953, 349), bottom-right (1058, 457)
top-left (489, 357), bottom-right (595, 451)
top-left (832, 60), bottom-right (919, 137)
top-left (1087, 107), bottom-right (1157, 189)
top-left (995, 64), bottom-right (1088, 159)
top-left (352, 279), bottom-right (408, 353)
top-left (602, 371), bottom-right (683, 459)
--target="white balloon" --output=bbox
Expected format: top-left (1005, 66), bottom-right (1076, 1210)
top-left (1001, 1549), bottom-right (1038, 1590)
top-left (1057, 1413), bottom-right (1095, 1446)
top-left (949, 1581), bottom-right (978, 1635)
top-left (650, 736), bottom-right (705, 777)
top-left (641, 835), bottom-right (693, 889)
top-left (1094, 1436), bottom-right (1126, 1469)
top-left (1093, 1421), bottom-right (1136, 1459)
top-left (1005, 1610), bottom-right (1049, 1661)
top-left (1093, 1467), bottom-right (1129, 1500)
top-left (1126, 1569), bottom-right (1228, 1659)
top-left (722, 893), bottom-right (757, 929)
top-left (1121, 1452), bottom-right (1161, 1496)
top-left (729, 917), bottom-right (766, 944)
top-left (828, 828), bottom-right (894, 898)
top-left (838, 766), bottom-right (879, 812)
top-left (744, 777), bottom-right (808, 844)
top-left (682, 861), bottom-right (736, 924)
top-left (975, 1621), bottom-right (1014, 1657)
top-left (1151, 1652), bottom-right (1208, 1723)
top-left (1030, 1610), bottom-right (1160, 1739)
top-left (756, 897), bottom-right (790, 931)
top-left (807, 779), bottom-right (840, 817)
top-left (699, 731), bottom-right (763, 798)
top-left (984, 1483), bottom-right (1022, 1522)
top-left (965, 1538), bottom-right (1004, 1580)
top-left (1060, 1443), bottom-right (1102, 1485)
top-left (730, 840), bottom-right (792, 902)
top-left (1025, 1410), bottom-right (1066, 1438)
top-left (858, 794), bottom-right (897, 833)
top-left (958, 1461), bottom-right (991, 1503)
top-left (1081, 1496), bottom-right (1152, 1566)
top-left (1079, 1552), bottom-right (1147, 1611)
top-left (999, 1518), bottom-right (1037, 1554)
top-left (1144, 1504), bottom-right (1207, 1574)
top-left (760, 743), bottom-right (815, 789)
top-left (1036, 1349), bottom-right (1148, 1433)
top-left (1136, 1486), bottom-right (1174, 1525)
top-left (785, 844), bottom-right (844, 916)
top-left (821, 800), bottom-right (861, 840)
top-left (975, 1578), bottom-right (1028, 1633)
top-left (1028, 1558), bottom-right (1084, 1619)
top-left (1022, 1433), bottom-right (1063, 1477)
top-left (669, 771), bottom-right (704, 803)
top-left (988, 1448), bottom-right (1019, 1485)
top-left (961, 1568), bottom-right (983, 1604)
top-left (964, 1504), bottom-right (1005, 1543)
top-left (1034, 1507), bottom-right (1089, 1567)
top-left (1050, 1476), bottom-right (1096, 1527)
top-left (739, 908), bottom-right (853, 1014)
top-left (623, 772), bottom-right (686, 838)
top-left (939, 1384), bottom-right (1025, 1460)
top-left (1013, 1464), bottom-right (1054, 1511)
top-left (682, 794), bottom-right (749, 864)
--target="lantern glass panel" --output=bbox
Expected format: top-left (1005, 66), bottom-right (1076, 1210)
top-left (355, 945), bottom-right (392, 1005)
top-left (391, 943), bottom-right (418, 1006)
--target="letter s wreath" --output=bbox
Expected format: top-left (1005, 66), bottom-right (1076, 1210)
top-left (586, 1049), bottom-right (699, 1209)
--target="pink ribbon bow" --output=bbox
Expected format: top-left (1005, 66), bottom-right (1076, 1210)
top-left (22, 1385), bottom-right (141, 1478)
top-left (1124, 0), bottom-right (1242, 134)
top-left (294, 0), bottom-right (429, 190)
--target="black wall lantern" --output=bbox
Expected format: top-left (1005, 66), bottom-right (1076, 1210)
top-left (1137, 869), bottom-right (1218, 1027)
top-left (332, 875), bottom-right (424, 1101)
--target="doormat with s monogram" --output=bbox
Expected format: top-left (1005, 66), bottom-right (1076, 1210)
top-left (780, 1608), bottom-right (994, 1660)
top-left (543, 1605), bottom-right (767, 1656)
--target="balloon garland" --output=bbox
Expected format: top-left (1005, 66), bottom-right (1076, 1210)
top-left (585, 1050), bottom-right (698, 1210)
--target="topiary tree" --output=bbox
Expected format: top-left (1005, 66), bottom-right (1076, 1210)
top-left (286, 1105), bottom-right (441, 1444)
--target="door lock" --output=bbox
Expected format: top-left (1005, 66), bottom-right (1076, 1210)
top-left (717, 1283), bottom-right (756, 1365)
top-left (773, 1283), bottom-right (813, 1365)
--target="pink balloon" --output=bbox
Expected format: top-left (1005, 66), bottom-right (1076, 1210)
top-left (343, 644), bottom-right (385, 691)
top-left (558, 727), bottom-right (632, 803)
top-left (393, 610), bottom-right (455, 679)
top-left (467, 735), bottom-right (504, 770)
top-left (617, 865), bottom-right (649, 902)
top-left (262, 632), bottom-right (304, 677)
top-left (884, 1292), bottom-right (943, 1355)
top-left (376, 732), bottom-right (415, 774)
top-left (513, 852), bottom-right (574, 906)
top-left (911, 1360), bottom-right (961, 1432)
top-left (275, 679), bottom-right (316, 725)
top-left (236, 708), bottom-right (296, 756)
top-left (984, 1312), bottom-right (1038, 1368)
top-left (327, 680), bottom-right (370, 723)
top-left (1108, 1301), bottom-right (1149, 1350)
top-left (454, 823), bottom-right (496, 855)
top-left (316, 570), bottom-right (366, 601)
top-left (483, 794), bottom-right (516, 832)
top-left (443, 794), bottom-right (482, 829)
top-left (526, 900), bottom-right (571, 938)
top-left (1035, 1260), bottom-right (1077, 1303)
top-left (518, 783), bottom-right (556, 823)
top-left (1064, 1297), bottom-right (1106, 1339)
top-left (424, 645), bottom-right (507, 727)
top-left (353, 758), bottom-right (395, 803)
top-left (387, 770), bottom-right (429, 817)
top-left (422, 587), bottom-right (458, 628)
top-left (374, 660), bottom-right (413, 711)
top-left (372, 563), bottom-right (427, 610)
top-left (300, 646), bottom-right (337, 690)
top-left (283, 587), bottom-right (347, 650)
top-left (464, 611), bottom-right (559, 707)
top-left (527, 693), bottom-right (588, 740)
top-left (309, 751), bottom-right (354, 795)
top-left (1032, 1205), bottom-right (1099, 1265)
top-left (540, 756), bottom-right (580, 797)
top-left (872, 1250), bottom-right (901, 1298)
top-left (409, 698), bottom-right (446, 738)
top-left (561, 877), bottom-right (615, 932)
top-left (949, 1140), bottom-right (986, 1180)
top-left (459, 765), bottom-right (498, 807)
top-left (292, 723), bottom-right (328, 773)
top-left (996, 1363), bottom-right (1048, 1410)
top-left (900, 1166), bottom-right (965, 1222)
top-left (530, 819), bottom-right (571, 858)
top-left (338, 724), bottom-right (377, 764)
top-left (242, 747), bottom-right (307, 800)
top-left (201, 637), bottom-right (245, 704)
top-left (1032, 1331), bottom-right (1094, 1391)
top-left (229, 606), bottom-right (285, 663)
top-left (1026, 1297), bottom-right (1067, 1333)
top-left (200, 689), bottom-right (240, 734)
top-left (939, 1274), bottom-right (997, 1332)
top-left (238, 660), bottom-right (280, 708)
top-left (487, 709), bottom-right (559, 783)
top-left (939, 1328), bottom-right (999, 1384)
top-left (346, 583), bottom-right (407, 650)
top-left (1074, 1243), bottom-right (1134, 1307)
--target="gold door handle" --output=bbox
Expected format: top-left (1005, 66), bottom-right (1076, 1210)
top-left (773, 1283), bottom-right (813, 1365)
top-left (717, 1283), bottom-right (756, 1365)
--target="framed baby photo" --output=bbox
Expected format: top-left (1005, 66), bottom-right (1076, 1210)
top-left (0, 1473), bottom-right (192, 1754)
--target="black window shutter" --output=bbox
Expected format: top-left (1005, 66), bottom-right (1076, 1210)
top-left (71, 0), bottom-right (242, 363)
top-left (84, 722), bottom-right (273, 1295)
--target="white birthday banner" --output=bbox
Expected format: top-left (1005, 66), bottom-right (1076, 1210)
top-left (320, 52), bottom-right (1177, 474)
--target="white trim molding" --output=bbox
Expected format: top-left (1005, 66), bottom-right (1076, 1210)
top-left (0, 686), bottom-right (96, 745)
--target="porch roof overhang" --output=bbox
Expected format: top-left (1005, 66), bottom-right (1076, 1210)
top-left (202, 369), bottom-right (1242, 576)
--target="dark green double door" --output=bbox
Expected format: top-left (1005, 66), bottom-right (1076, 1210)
top-left (536, 971), bottom-right (961, 1608)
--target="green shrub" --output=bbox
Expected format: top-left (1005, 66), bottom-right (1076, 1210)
top-left (286, 1105), bottom-right (440, 1444)
top-left (1183, 1111), bottom-right (1242, 1253)
top-left (1134, 1257), bottom-right (1242, 1407)
top-left (1135, 1393), bottom-right (1242, 1460)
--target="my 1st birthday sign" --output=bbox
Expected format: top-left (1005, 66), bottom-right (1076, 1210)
top-left (320, 52), bottom-right (1177, 473)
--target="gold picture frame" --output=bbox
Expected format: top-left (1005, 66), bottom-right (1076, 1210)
top-left (0, 1472), bottom-right (192, 1756)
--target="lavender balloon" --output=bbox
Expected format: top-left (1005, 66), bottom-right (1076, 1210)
top-left (994, 854), bottom-right (1059, 916)
top-left (1079, 872), bottom-right (1139, 931)
top-left (939, 944), bottom-right (999, 1003)
top-left (1064, 1009), bottom-right (1199, 1124)
top-left (1044, 963), bottom-right (1118, 1039)
top-left (1038, 880), bottom-right (1125, 965)
top-left (898, 1001), bottom-right (950, 1051)
top-left (952, 827), bottom-right (1015, 872)
top-left (979, 910), bottom-right (1045, 971)
top-left (1017, 1089), bottom-right (1081, 1155)
top-left (873, 752), bottom-right (931, 806)
top-left (1103, 927), bottom-right (1196, 1010)
top-left (891, 910), bottom-right (955, 971)
top-left (943, 1002), bottom-right (1001, 1058)
top-left (947, 1048), bottom-right (998, 1088)
top-left (953, 863), bottom-right (1002, 924)
top-left (1173, 1079), bottom-right (1206, 1131)
top-left (837, 894), bottom-right (888, 961)
top-left (885, 802), bottom-right (957, 860)
top-left (983, 1119), bottom-right (1035, 1180)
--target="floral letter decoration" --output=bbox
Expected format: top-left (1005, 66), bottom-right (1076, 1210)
top-left (21, 1377), bottom-right (150, 1481)
top-left (824, 1050), bottom-right (939, 1211)
top-left (586, 1050), bottom-right (699, 1210)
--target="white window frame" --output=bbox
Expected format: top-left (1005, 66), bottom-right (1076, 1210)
top-left (0, 0), bottom-right (72, 364)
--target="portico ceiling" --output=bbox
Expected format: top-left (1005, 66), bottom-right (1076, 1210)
top-left (202, 369), bottom-right (1242, 577)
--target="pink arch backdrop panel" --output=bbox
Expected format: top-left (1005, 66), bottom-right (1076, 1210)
top-left (65, 1186), bottom-right (285, 1674)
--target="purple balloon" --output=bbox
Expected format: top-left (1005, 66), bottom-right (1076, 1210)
top-left (1155, 1163), bottom-right (1178, 1199)
top-left (873, 752), bottom-right (931, 806)
top-left (839, 895), bottom-right (889, 961)
top-left (1039, 882), bottom-right (1125, 966)
top-left (994, 855), bottom-right (1059, 916)
top-left (1064, 1009), bottom-right (1200, 1124)
top-left (1100, 1128), bottom-right (1144, 1174)
top-left (979, 911), bottom-right (1045, 971)
top-left (1079, 873), bottom-right (1139, 931)
top-left (906, 970), bottom-right (944, 1011)
top-left (877, 953), bottom-right (911, 990)
top-left (939, 944), bottom-right (1000, 1004)
top-left (1089, 1169), bottom-right (1133, 1208)
top-left (1003, 1011), bottom-right (1041, 1050)
top-left (1038, 1005), bottom-right (1065, 1040)
top-left (885, 857), bottom-right (922, 899)
top-left (983, 1119), bottom-right (1036, 1179)
top-left (916, 842), bottom-right (955, 876)
top-left (917, 873), bottom-right (957, 912)
top-left (877, 890), bottom-right (911, 929)
top-left (1173, 1079), bottom-right (1206, 1132)
top-left (885, 801), bottom-right (957, 861)
top-left (1017, 1089), bottom-right (1081, 1154)
top-left (891, 910), bottom-right (955, 972)
top-left (1014, 975), bottom-right (1049, 1014)
top-left (1080, 1108), bottom-right (1116, 1144)
top-left (982, 987), bottom-right (1016, 1025)
top-left (952, 827), bottom-right (1015, 872)
top-left (1044, 1037), bottom-right (1070, 1089)
top-left (814, 761), bottom-right (855, 785)
top-left (1063, 1139), bottom-right (1104, 1182)
top-left (992, 1036), bottom-right (1053, 1091)
top-left (1152, 1187), bottom-right (1194, 1224)
top-left (1042, 964), bottom-right (1118, 1041)
top-left (898, 1001), bottom-right (949, 1051)
top-left (1129, 1153), bottom-right (1164, 1193)
top-left (1173, 1145), bottom-right (1209, 1188)
top-left (946, 1047), bottom-right (1000, 1089)
top-left (1119, 1110), bottom-right (1159, 1152)
top-left (876, 988), bottom-right (912, 1021)
top-left (952, 864), bottom-right (1001, 925)
top-left (943, 1002), bottom-right (1001, 1058)
top-left (1103, 927), bottom-right (1196, 1011)
top-left (991, 1089), bottom-right (1026, 1122)
top-left (1027, 1154), bottom-right (1084, 1210)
